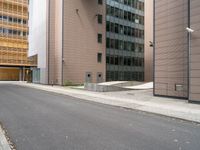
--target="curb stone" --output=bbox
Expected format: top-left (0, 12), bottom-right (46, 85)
top-left (0, 124), bottom-right (12, 150)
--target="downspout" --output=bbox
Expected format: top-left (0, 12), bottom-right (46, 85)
top-left (47, 0), bottom-right (50, 85)
top-left (188, 0), bottom-right (191, 101)
top-left (61, 0), bottom-right (64, 86)
top-left (153, 0), bottom-right (156, 95)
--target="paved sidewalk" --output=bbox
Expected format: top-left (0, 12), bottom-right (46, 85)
top-left (2, 81), bottom-right (200, 123)
top-left (0, 125), bottom-right (11, 150)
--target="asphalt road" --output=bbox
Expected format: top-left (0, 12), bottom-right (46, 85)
top-left (0, 84), bottom-right (200, 150)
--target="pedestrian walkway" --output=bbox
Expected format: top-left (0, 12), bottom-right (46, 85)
top-left (1, 81), bottom-right (200, 123)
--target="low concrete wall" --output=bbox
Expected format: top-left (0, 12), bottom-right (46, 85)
top-left (84, 83), bottom-right (125, 92)
top-left (113, 81), bottom-right (142, 87)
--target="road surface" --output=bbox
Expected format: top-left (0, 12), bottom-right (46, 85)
top-left (0, 84), bottom-right (200, 150)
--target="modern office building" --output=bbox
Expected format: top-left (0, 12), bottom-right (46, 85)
top-left (29, 0), bottom-right (149, 85)
top-left (29, 0), bottom-right (106, 85)
top-left (106, 0), bottom-right (145, 81)
top-left (154, 0), bottom-right (200, 102)
top-left (0, 0), bottom-right (36, 81)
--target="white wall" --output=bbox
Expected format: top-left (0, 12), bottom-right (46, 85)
top-left (29, 0), bottom-right (48, 68)
top-left (29, 0), bottom-right (48, 84)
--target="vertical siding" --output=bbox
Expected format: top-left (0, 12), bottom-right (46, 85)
top-left (145, 0), bottom-right (153, 82)
top-left (48, 0), bottom-right (63, 85)
top-left (48, 0), bottom-right (56, 84)
top-left (62, 0), bottom-right (106, 84)
top-left (154, 0), bottom-right (188, 98)
top-left (190, 0), bottom-right (200, 101)
top-left (54, 0), bottom-right (63, 85)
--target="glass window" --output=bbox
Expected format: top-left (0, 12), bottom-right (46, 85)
top-left (106, 1), bottom-right (145, 82)
top-left (106, 55), bottom-right (110, 64)
top-left (98, 0), bottom-right (103, 5)
top-left (106, 21), bottom-right (110, 31)
top-left (106, 38), bottom-right (110, 48)
top-left (97, 53), bottom-right (102, 63)
top-left (97, 34), bottom-right (102, 43)
top-left (97, 14), bottom-right (103, 24)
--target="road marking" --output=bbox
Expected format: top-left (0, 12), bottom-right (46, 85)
top-left (65, 136), bottom-right (69, 141)
top-left (171, 129), bottom-right (176, 132)
top-left (173, 139), bottom-right (178, 143)
top-left (186, 141), bottom-right (190, 144)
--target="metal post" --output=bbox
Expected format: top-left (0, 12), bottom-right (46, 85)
top-left (188, 32), bottom-right (191, 101)
top-left (23, 67), bottom-right (25, 81)
top-left (19, 67), bottom-right (23, 81)
top-left (188, 0), bottom-right (191, 101)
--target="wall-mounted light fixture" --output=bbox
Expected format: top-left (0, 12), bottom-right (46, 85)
top-left (149, 41), bottom-right (154, 47)
top-left (186, 27), bottom-right (194, 33)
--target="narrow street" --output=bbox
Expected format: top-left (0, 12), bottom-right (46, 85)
top-left (0, 84), bottom-right (199, 150)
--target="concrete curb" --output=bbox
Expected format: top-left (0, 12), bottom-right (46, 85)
top-left (0, 125), bottom-right (11, 150)
top-left (4, 82), bottom-right (200, 124)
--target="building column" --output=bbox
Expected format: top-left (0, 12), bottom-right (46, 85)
top-left (19, 67), bottom-right (25, 81)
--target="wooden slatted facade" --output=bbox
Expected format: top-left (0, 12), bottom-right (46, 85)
top-left (0, 0), bottom-right (36, 81)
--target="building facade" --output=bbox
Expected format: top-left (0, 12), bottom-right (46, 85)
top-left (154, 0), bottom-right (200, 102)
top-left (144, 0), bottom-right (153, 82)
top-left (0, 0), bottom-right (36, 81)
top-left (29, 0), bottom-right (149, 85)
top-left (29, 0), bottom-right (106, 85)
top-left (106, 0), bottom-right (145, 81)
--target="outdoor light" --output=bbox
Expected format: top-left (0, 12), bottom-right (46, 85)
top-left (149, 41), bottom-right (154, 47)
top-left (186, 27), bottom-right (194, 33)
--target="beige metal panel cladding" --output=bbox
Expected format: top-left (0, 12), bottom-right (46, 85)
top-left (62, 0), bottom-right (106, 84)
top-left (48, 0), bottom-right (56, 84)
top-left (54, 0), bottom-right (63, 85)
top-left (29, 0), bottom-right (105, 85)
top-left (190, 0), bottom-right (200, 102)
top-left (47, 0), bottom-right (63, 85)
top-left (154, 0), bottom-right (188, 98)
top-left (144, 0), bottom-right (153, 82)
